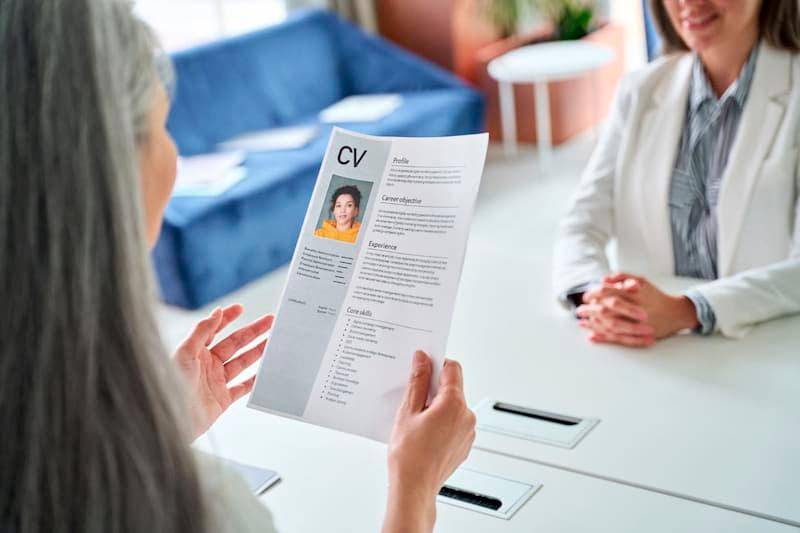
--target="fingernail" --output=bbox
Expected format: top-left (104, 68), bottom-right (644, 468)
top-left (411, 351), bottom-right (428, 377)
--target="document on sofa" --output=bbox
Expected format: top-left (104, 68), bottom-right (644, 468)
top-left (217, 124), bottom-right (319, 152)
top-left (173, 151), bottom-right (247, 197)
top-left (319, 94), bottom-right (402, 123)
top-left (248, 127), bottom-right (488, 442)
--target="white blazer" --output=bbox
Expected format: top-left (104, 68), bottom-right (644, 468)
top-left (554, 44), bottom-right (800, 338)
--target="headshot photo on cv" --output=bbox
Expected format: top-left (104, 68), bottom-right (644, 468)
top-left (314, 175), bottom-right (373, 244)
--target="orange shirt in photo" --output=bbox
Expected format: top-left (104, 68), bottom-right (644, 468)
top-left (314, 219), bottom-right (361, 243)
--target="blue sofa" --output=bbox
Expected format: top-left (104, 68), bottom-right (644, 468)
top-left (154, 9), bottom-right (484, 309)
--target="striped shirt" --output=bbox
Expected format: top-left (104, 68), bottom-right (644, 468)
top-left (672, 45), bottom-right (759, 334)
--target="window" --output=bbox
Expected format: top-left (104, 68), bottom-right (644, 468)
top-left (135, 0), bottom-right (288, 52)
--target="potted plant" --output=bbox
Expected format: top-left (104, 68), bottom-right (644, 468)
top-left (480, 0), bottom-right (595, 40)
top-left (474, 0), bottom-right (624, 146)
top-left (480, 0), bottom-right (532, 38)
top-left (537, 0), bottom-right (596, 40)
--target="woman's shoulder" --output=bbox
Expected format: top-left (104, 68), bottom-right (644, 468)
top-left (194, 452), bottom-right (278, 533)
top-left (753, 44), bottom-right (800, 103)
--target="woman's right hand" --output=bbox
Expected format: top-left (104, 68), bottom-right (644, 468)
top-left (382, 351), bottom-right (476, 533)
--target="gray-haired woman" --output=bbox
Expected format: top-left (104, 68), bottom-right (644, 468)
top-left (0, 1), bottom-right (475, 532)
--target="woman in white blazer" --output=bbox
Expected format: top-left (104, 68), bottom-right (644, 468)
top-left (554, 0), bottom-right (800, 345)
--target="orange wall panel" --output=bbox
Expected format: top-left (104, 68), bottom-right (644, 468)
top-left (376, 0), bottom-right (455, 70)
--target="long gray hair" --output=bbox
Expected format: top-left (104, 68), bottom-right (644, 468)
top-left (0, 1), bottom-right (209, 532)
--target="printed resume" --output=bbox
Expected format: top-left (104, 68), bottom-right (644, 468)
top-left (248, 128), bottom-right (488, 441)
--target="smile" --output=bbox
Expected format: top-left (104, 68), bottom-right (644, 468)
top-left (681, 12), bottom-right (718, 31)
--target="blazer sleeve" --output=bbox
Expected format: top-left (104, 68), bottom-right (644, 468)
top-left (691, 154), bottom-right (800, 338)
top-left (552, 74), bottom-right (634, 302)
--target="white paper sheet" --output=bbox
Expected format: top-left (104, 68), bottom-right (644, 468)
top-left (319, 94), bottom-right (402, 123)
top-left (173, 168), bottom-right (247, 197)
top-left (173, 151), bottom-right (246, 197)
top-left (248, 127), bottom-right (488, 442)
top-left (217, 124), bottom-right (319, 152)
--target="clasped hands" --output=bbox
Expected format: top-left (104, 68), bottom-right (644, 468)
top-left (575, 273), bottom-right (700, 348)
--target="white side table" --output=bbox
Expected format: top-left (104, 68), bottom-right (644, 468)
top-left (487, 40), bottom-right (614, 170)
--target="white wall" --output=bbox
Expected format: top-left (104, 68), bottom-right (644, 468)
top-left (609, 0), bottom-right (648, 71)
top-left (135, 0), bottom-right (288, 51)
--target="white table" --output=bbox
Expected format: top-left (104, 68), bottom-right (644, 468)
top-left (162, 227), bottom-right (800, 529)
top-left (487, 41), bottom-right (613, 167)
top-left (194, 404), bottom-right (793, 532)
top-left (447, 246), bottom-right (800, 527)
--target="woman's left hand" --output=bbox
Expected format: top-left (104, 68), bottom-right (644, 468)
top-left (173, 304), bottom-right (274, 439)
top-left (577, 273), bottom-right (699, 346)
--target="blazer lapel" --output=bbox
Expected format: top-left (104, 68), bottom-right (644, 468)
top-left (635, 56), bottom-right (693, 275)
top-left (717, 45), bottom-right (792, 276)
